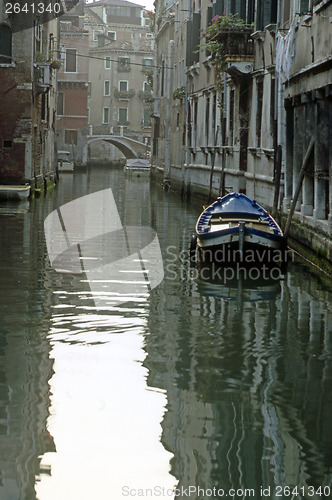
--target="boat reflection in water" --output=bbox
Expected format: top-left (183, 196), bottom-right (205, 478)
top-left (195, 260), bottom-right (282, 303)
top-left (146, 206), bottom-right (332, 499)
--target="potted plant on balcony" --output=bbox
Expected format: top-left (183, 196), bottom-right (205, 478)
top-left (202, 13), bottom-right (250, 68)
top-left (201, 13), bottom-right (253, 106)
top-left (172, 86), bottom-right (186, 101)
top-left (50, 58), bottom-right (61, 70)
top-left (35, 51), bottom-right (47, 63)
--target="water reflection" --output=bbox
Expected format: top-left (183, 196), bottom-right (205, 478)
top-left (0, 169), bottom-right (331, 500)
top-left (145, 186), bottom-right (332, 497)
top-left (0, 200), bottom-right (55, 500)
top-left (37, 171), bottom-right (175, 499)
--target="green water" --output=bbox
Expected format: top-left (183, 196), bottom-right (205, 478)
top-left (0, 168), bottom-right (331, 500)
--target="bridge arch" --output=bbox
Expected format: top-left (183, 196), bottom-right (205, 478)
top-left (87, 135), bottom-right (149, 159)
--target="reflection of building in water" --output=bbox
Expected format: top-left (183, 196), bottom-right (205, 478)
top-left (0, 206), bottom-right (55, 499)
top-left (145, 191), bottom-right (332, 495)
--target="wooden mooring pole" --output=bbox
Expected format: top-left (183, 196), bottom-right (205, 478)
top-left (284, 136), bottom-right (315, 239)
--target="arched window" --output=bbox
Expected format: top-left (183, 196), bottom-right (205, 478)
top-left (0, 24), bottom-right (12, 64)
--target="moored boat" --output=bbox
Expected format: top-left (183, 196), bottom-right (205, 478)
top-left (0, 184), bottom-right (31, 201)
top-left (193, 193), bottom-right (287, 266)
top-left (124, 158), bottom-right (150, 175)
top-left (58, 151), bottom-right (74, 172)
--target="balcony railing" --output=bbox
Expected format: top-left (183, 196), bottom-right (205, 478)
top-left (114, 89), bottom-right (135, 99)
top-left (215, 27), bottom-right (254, 59)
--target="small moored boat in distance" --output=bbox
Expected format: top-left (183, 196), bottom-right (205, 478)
top-left (193, 192), bottom-right (287, 266)
top-left (124, 158), bottom-right (150, 175)
top-left (0, 184), bottom-right (31, 201)
top-left (58, 151), bottom-right (74, 172)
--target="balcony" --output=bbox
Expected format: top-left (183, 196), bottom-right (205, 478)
top-left (114, 89), bottom-right (135, 99)
top-left (34, 62), bottom-right (51, 93)
top-left (215, 27), bottom-right (254, 62)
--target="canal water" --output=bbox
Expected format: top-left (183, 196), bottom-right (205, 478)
top-left (0, 167), bottom-right (331, 500)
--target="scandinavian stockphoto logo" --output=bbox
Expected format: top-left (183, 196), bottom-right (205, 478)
top-left (4, 0), bottom-right (79, 32)
top-left (44, 189), bottom-right (164, 308)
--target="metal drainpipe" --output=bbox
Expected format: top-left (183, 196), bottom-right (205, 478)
top-left (272, 0), bottom-right (283, 216)
top-left (184, 0), bottom-right (192, 192)
top-left (219, 1), bottom-right (230, 196)
top-left (164, 39), bottom-right (174, 183)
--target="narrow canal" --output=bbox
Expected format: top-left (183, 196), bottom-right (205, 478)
top-left (0, 167), bottom-right (331, 500)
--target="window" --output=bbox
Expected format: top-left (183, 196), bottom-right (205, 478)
top-left (186, 13), bottom-right (201, 66)
top-left (0, 24), bottom-right (12, 64)
top-left (65, 130), bottom-right (78, 145)
top-left (143, 81), bottom-right (152, 93)
top-left (2, 140), bottom-right (13, 149)
top-left (41, 93), bottom-right (47, 122)
top-left (105, 56), bottom-right (111, 69)
top-left (119, 80), bottom-right (128, 91)
top-left (161, 60), bottom-right (165, 96)
top-left (118, 108), bottom-right (128, 124)
top-left (256, 0), bottom-right (277, 30)
top-left (104, 80), bottom-right (110, 96)
top-left (59, 43), bottom-right (66, 64)
top-left (88, 82), bottom-right (91, 97)
top-left (65, 49), bottom-right (77, 73)
top-left (57, 92), bottom-right (64, 115)
top-left (87, 107), bottom-right (90, 124)
top-left (146, 33), bottom-right (153, 38)
top-left (117, 57), bottom-right (130, 72)
top-left (229, 90), bottom-right (234, 145)
top-left (142, 58), bottom-right (153, 71)
top-left (270, 77), bottom-right (275, 139)
top-left (107, 31), bottom-right (116, 40)
top-left (93, 30), bottom-right (103, 41)
top-left (205, 96), bottom-right (210, 144)
top-left (103, 107), bottom-right (109, 124)
top-left (256, 80), bottom-right (264, 148)
top-left (143, 108), bottom-right (151, 127)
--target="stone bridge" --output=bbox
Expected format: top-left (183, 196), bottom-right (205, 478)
top-left (87, 135), bottom-right (149, 159)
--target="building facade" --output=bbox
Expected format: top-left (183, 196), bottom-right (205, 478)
top-left (151, 0), bottom-right (332, 262)
top-left (0, 13), bottom-right (59, 194)
top-left (282, 0), bottom-right (332, 256)
top-left (56, 3), bottom-right (89, 166)
top-left (84, 0), bottom-right (154, 162)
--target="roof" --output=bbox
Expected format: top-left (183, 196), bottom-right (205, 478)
top-left (88, 0), bottom-right (145, 8)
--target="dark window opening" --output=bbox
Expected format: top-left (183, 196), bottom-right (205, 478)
top-left (143, 108), bottom-right (151, 127)
top-left (57, 92), bottom-right (64, 116)
top-left (256, 80), bottom-right (263, 147)
top-left (65, 49), bottom-right (77, 73)
top-left (117, 57), bottom-right (130, 72)
top-left (229, 89), bottom-right (235, 145)
top-left (0, 24), bottom-right (12, 64)
top-left (205, 96), bottom-right (210, 144)
top-left (41, 93), bottom-right (47, 122)
top-left (3, 140), bottom-right (13, 148)
top-left (270, 78), bottom-right (275, 139)
top-left (161, 60), bottom-right (165, 97)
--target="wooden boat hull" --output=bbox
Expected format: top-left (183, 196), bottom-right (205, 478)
top-left (195, 193), bottom-right (287, 266)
